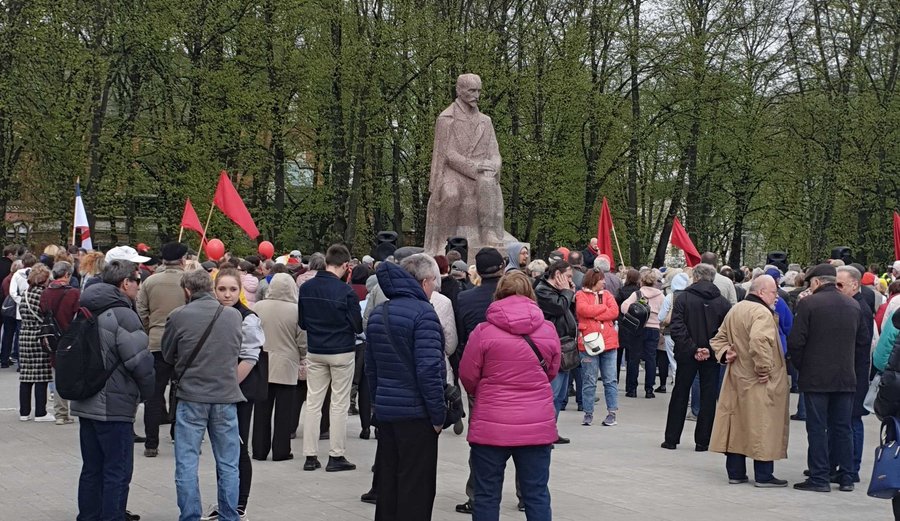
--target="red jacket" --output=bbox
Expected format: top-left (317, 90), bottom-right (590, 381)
top-left (575, 289), bottom-right (620, 351)
top-left (39, 281), bottom-right (81, 331)
top-left (460, 295), bottom-right (561, 447)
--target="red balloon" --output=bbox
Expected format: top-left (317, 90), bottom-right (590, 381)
top-left (205, 239), bottom-right (225, 261)
top-left (258, 241), bottom-right (275, 259)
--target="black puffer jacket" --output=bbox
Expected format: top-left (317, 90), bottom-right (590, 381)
top-left (70, 283), bottom-right (155, 423)
top-left (669, 280), bottom-right (730, 359)
top-left (852, 291), bottom-right (874, 417)
top-left (534, 278), bottom-right (576, 340)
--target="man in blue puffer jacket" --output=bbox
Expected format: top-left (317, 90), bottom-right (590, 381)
top-left (366, 254), bottom-right (446, 521)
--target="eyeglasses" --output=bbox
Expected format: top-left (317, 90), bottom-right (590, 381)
top-left (128, 276), bottom-right (141, 285)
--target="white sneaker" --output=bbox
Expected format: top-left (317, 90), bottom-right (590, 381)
top-left (34, 413), bottom-right (56, 422)
top-left (19, 415), bottom-right (31, 421)
top-left (199, 506), bottom-right (219, 521)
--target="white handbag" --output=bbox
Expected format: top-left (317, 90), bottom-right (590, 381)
top-left (583, 329), bottom-right (606, 356)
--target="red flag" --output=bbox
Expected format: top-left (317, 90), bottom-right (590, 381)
top-left (180, 198), bottom-right (204, 235)
top-left (213, 171), bottom-right (260, 239)
top-left (671, 217), bottom-right (702, 267)
top-left (893, 212), bottom-right (900, 261)
top-left (596, 197), bottom-right (614, 259)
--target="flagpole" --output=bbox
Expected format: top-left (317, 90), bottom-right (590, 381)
top-left (611, 225), bottom-right (626, 269)
top-left (71, 177), bottom-right (79, 246)
top-left (178, 226), bottom-right (184, 243)
top-left (199, 202), bottom-right (215, 257)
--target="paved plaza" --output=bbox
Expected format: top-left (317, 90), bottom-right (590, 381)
top-left (0, 367), bottom-right (890, 520)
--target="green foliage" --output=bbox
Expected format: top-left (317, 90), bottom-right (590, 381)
top-left (2, 0), bottom-right (899, 265)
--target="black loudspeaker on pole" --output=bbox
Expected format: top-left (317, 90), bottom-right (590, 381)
top-left (374, 231), bottom-right (398, 262)
top-left (446, 237), bottom-right (469, 263)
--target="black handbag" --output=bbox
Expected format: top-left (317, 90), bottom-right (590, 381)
top-left (168, 305), bottom-right (223, 423)
top-left (558, 335), bottom-right (579, 371)
top-left (240, 349), bottom-right (269, 402)
top-left (381, 302), bottom-right (463, 429)
top-left (1, 295), bottom-right (16, 319)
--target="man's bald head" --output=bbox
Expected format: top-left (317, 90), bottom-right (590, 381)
top-left (750, 274), bottom-right (778, 307)
top-left (700, 252), bottom-right (718, 267)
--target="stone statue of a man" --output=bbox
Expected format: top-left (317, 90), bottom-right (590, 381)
top-left (423, 74), bottom-right (505, 257)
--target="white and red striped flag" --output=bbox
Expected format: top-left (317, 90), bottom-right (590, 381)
top-left (74, 179), bottom-right (93, 250)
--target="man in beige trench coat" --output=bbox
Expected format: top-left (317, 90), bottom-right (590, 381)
top-left (710, 275), bottom-right (790, 487)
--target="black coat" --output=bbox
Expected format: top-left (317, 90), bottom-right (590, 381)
top-left (669, 280), bottom-right (731, 359)
top-left (454, 276), bottom-right (501, 349)
top-left (852, 291), bottom-right (874, 417)
top-left (534, 278), bottom-right (577, 340)
top-left (860, 285), bottom-right (877, 315)
top-left (440, 276), bottom-right (462, 308)
top-left (787, 284), bottom-right (861, 393)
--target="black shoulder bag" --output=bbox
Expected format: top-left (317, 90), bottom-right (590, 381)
top-left (522, 334), bottom-right (549, 373)
top-left (380, 301), bottom-right (464, 429)
top-left (167, 305), bottom-right (223, 423)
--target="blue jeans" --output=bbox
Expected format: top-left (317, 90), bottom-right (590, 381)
top-left (598, 350), bottom-right (619, 412)
top-left (77, 418), bottom-right (134, 521)
top-left (470, 444), bottom-right (551, 521)
top-left (725, 452), bottom-right (774, 482)
top-left (625, 328), bottom-right (658, 393)
top-left (579, 352), bottom-right (599, 415)
top-left (804, 392), bottom-right (853, 487)
top-left (550, 371), bottom-right (569, 418)
top-left (175, 401), bottom-right (241, 521)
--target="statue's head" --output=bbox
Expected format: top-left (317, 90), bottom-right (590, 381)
top-left (455, 74), bottom-right (482, 107)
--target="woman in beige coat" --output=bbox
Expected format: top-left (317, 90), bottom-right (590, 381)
top-left (252, 273), bottom-right (306, 461)
top-left (710, 275), bottom-right (790, 487)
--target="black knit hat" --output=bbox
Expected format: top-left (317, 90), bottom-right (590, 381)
top-left (160, 242), bottom-right (188, 262)
top-left (475, 248), bottom-right (504, 277)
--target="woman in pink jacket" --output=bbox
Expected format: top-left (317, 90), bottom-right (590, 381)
top-left (460, 271), bottom-right (561, 521)
top-left (575, 269), bottom-right (621, 427)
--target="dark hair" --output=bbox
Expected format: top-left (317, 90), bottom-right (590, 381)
top-left (582, 269), bottom-right (604, 290)
top-left (733, 268), bottom-right (745, 283)
top-left (889, 280), bottom-right (900, 296)
top-left (568, 251), bottom-right (583, 266)
top-left (218, 259), bottom-right (238, 270)
top-left (238, 260), bottom-right (256, 274)
top-left (325, 244), bottom-right (351, 267)
top-left (624, 268), bottom-right (640, 286)
top-left (719, 266), bottom-right (734, 281)
top-left (101, 260), bottom-right (137, 287)
top-left (547, 260), bottom-right (571, 279)
top-left (271, 263), bottom-right (288, 275)
top-left (3, 245), bottom-right (17, 256)
top-left (246, 255), bottom-right (261, 267)
top-left (21, 253), bottom-right (37, 268)
top-left (447, 250), bottom-right (462, 264)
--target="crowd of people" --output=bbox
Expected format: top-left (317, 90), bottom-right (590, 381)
top-left (1, 238), bottom-right (899, 520)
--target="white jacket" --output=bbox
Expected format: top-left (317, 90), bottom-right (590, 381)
top-left (9, 268), bottom-right (30, 320)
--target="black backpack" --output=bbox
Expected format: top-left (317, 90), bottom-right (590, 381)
top-left (55, 303), bottom-right (128, 401)
top-left (620, 296), bottom-right (651, 333)
top-left (36, 288), bottom-right (72, 354)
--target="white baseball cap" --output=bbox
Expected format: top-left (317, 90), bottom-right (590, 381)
top-left (105, 245), bottom-right (151, 264)
top-left (893, 260), bottom-right (900, 272)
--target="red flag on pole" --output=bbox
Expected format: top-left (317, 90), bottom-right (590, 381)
top-left (213, 171), bottom-right (260, 239)
top-left (181, 198), bottom-right (204, 235)
top-left (671, 217), bottom-right (702, 267)
top-left (893, 212), bottom-right (900, 261)
top-left (596, 197), bottom-right (614, 259)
